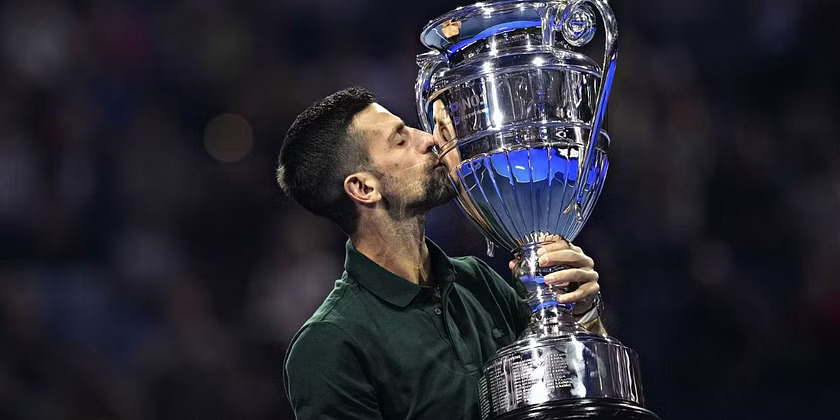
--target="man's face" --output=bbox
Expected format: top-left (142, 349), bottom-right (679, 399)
top-left (352, 103), bottom-right (454, 219)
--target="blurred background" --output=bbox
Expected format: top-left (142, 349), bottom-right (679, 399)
top-left (0, 0), bottom-right (838, 419)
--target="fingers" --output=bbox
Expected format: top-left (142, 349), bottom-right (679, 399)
top-left (512, 237), bottom-right (598, 305)
top-left (543, 268), bottom-right (598, 287)
top-left (544, 267), bottom-right (599, 304)
top-left (554, 278), bottom-right (600, 304)
top-left (538, 249), bottom-right (593, 270)
top-left (536, 238), bottom-right (582, 255)
top-left (510, 237), bottom-right (587, 271)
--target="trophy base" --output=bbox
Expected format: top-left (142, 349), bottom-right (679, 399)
top-left (478, 334), bottom-right (656, 420)
top-left (495, 398), bottom-right (661, 420)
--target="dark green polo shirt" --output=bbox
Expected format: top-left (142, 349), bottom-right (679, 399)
top-left (283, 238), bottom-right (531, 419)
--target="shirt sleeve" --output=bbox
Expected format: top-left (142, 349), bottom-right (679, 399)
top-left (284, 322), bottom-right (383, 420)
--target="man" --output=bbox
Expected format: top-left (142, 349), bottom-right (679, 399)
top-left (278, 87), bottom-right (602, 419)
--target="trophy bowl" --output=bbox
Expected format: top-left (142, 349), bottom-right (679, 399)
top-left (415, 1), bottom-right (660, 419)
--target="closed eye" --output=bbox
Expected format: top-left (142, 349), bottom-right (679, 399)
top-left (395, 125), bottom-right (407, 146)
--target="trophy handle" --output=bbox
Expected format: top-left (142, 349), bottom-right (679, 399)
top-left (415, 51), bottom-right (445, 133)
top-left (557, 0), bottom-right (618, 220)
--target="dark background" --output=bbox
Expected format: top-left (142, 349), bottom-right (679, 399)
top-left (1, 0), bottom-right (838, 419)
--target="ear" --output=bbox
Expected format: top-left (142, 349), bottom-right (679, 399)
top-left (344, 171), bottom-right (381, 205)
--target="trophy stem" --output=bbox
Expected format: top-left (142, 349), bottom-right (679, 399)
top-left (514, 243), bottom-right (588, 338)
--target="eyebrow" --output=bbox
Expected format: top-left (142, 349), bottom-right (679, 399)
top-left (387, 121), bottom-right (406, 144)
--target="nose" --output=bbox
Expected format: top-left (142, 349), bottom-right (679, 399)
top-left (413, 127), bottom-right (437, 154)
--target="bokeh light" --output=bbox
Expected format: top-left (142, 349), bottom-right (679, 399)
top-left (203, 113), bottom-right (253, 162)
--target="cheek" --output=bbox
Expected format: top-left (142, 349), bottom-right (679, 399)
top-left (383, 153), bottom-right (410, 172)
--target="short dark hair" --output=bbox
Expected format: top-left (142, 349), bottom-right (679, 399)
top-left (277, 87), bottom-right (377, 234)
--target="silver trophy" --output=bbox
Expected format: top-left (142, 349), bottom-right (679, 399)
top-left (416, 1), bottom-right (659, 418)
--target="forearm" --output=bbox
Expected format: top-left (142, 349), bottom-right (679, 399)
top-left (581, 317), bottom-right (608, 336)
top-left (574, 292), bottom-right (607, 335)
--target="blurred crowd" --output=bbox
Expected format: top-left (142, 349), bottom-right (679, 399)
top-left (0, 0), bottom-right (837, 419)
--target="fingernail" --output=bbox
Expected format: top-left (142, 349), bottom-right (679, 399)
top-left (538, 255), bottom-right (546, 265)
top-left (536, 248), bottom-right (545, 256)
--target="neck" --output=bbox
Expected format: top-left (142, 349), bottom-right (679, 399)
top-left (351, 214), bottom-right (431, 286)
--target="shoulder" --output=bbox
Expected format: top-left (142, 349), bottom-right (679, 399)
top-left (303, 273), bottom-right (365, 324)
top-left (284, 276), bottom-right (366, 361)
top-left (285, 272), bottom-right (379, 355)
top-left (283, 320), bottom-right (379, 416)
top-left (284, 320), bottom-right (366, 393)
top-left (286, 321), bottom-right (358, 364)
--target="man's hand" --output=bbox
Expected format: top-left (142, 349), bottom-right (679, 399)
top-left (508, 237), bottom-right (599, 305)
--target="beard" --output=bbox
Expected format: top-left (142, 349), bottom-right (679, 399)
top-left (419, 163), bottom-right (456, 209)
top-left (376, 157), bottom-right (456, 221)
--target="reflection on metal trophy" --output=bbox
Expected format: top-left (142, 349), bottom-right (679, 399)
top-left (416, 1), bottom-right (660, 419)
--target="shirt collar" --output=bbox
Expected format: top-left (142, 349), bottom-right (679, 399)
top-left (344, 237), bottom-right (455, 308)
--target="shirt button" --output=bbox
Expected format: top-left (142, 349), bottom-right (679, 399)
top-left (434, 307), bottom-right (442, 316)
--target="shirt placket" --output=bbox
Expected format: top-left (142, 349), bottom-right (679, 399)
top-left (439, 273), bottom-right (477, 371)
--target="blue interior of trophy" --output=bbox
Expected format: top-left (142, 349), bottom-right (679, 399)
top-left (451, 143), bottom-right (608, 314)
top-left (453, 144), bottom-right (607, 249)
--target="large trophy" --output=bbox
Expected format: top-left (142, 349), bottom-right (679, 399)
top-left (416, 1), bottom-right (659, 419)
